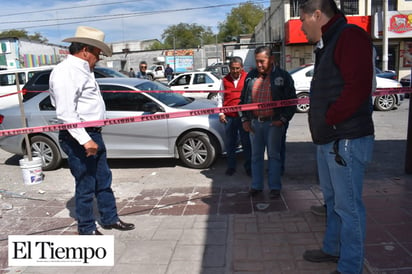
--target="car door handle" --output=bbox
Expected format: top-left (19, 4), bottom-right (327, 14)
top-left (208, 85), bottom-right (213, 87)
top-left (48, 118), bottom-right (61, 125)
top-left (184, 87), bottom-right (188, 89)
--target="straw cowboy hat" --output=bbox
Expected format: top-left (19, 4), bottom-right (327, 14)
top-left (63, 26), bottom-right (112, 57)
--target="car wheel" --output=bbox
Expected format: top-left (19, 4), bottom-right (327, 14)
top-left (207, 92), bottom-right (219, 101)
top-left (296, 92), bottom-right (310, 113)
top-left (30, 135), bottom-right (62, 171)
top-left (374, 94), bottom-right (396, 111)
top-left (147, 74), bottom-right (154, 81)
top-left (177, 131), bottom-right (216, 169)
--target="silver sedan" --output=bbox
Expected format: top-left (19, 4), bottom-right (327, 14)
top-left (0, 78), bottom-right (226, 170)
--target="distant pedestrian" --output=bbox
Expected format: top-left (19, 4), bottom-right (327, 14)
top-left (128, 68), bottom-right (135, 77)
top-left (165, 64), bottom-right (174, 82)
top-left (136, 61), bottom-right (150, 79)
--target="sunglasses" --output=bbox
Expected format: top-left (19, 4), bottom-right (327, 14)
top-left (330, 140), bottom-right (347, 166)
top-left (140, 66), bottom-right (147, 69)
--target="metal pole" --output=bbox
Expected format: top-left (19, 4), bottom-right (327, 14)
top-left (405, 97), bottom-right (412, 173)
top-left (215, 34), bottom-right (218, 63)
top-left (173, 37), bottom-right (176, 73)
top-left (382, 0), bottom-right (389, 71)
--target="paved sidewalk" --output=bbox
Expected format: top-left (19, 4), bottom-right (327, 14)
top-left (1, 173), bottom-right (411, 273)
top-left (0, 102), bottom-right (411, 273)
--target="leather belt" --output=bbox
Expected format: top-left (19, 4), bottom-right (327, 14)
top-left (254, 116), bottom-right (273, 122)
top-left (85, 127), bottom-right (102, 133)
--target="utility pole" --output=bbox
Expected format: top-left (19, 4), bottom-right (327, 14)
top-left (173, 36), bottom-right (176, 73)
top-left (382, 0), bottom-right (389, 71)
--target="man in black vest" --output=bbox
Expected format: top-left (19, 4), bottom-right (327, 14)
top-left (299, 1), bottom-right (375, 273)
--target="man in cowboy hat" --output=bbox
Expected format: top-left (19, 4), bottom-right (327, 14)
top-left (49, 26), bottom-right (135, 235)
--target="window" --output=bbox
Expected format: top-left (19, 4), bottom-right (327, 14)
top-left (175, 75), bottom-right (191, 85)
top-left (290, 0), bottom-right (361, 17)
top-left (340, 0), bottom-right (359, 15)
top-left (306, 69), bottom-right (314, 77)
top-left (39, 96), bottom-right (55, 111)
top-left (0, 72), bottom-right (25, 86)
top-left (194, 74), bottom-right (206, 84)
top-left (372, 0), bottom-right (397, 13)
top-left (34, 73), bottom-right (50, 85)
top-left (100, 84), bottom-right (151, 111)
top-left (194, 73), bottom-right (214, 85)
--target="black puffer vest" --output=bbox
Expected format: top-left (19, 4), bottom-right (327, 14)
top-left (309, 17), bottom-right (374, 144)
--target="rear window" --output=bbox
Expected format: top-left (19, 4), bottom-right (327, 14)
top-left (0, 72), bottom-right (26, 86)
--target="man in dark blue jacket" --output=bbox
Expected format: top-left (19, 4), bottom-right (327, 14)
top-left (239, 46), bottom-right (296, 199)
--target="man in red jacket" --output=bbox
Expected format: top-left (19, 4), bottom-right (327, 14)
top-left (217, 57), bottom-right (251, 176)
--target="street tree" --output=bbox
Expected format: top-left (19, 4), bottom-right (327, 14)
top-left (0, 29), bottom-right (48, 43)
top-left (161, 23), bottom-right (215, 49)
top-left (217, 2), bottom-right (265, 42)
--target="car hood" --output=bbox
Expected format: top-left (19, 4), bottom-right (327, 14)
top-left (376, 77), bottom-right (401, 88)
top-left (178, 98), bottom-right (218, 110)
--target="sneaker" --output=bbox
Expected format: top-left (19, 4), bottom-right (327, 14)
top-left (310, 204), bottom-right (326, 216)
top-left (248, 188), bottom-right (262, 197)
top-left (303, 249), bottom-right (339, 263)
top-left (269, 189), bottom-right (280, 199)
top-left (225, 168), bottom-right (236, 176)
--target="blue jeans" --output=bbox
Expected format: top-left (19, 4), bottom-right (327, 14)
top-left (225, 116), bottom-right (251, 172)
top-left (250, 119), bottom-right (286, 190)
top-left (59, 131), bottom-right (119, 234)
top-left (317, 136), bottom-right (374, 274)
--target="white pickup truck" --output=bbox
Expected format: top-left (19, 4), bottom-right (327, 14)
top-left (146, 65), bottom-right (166, 80)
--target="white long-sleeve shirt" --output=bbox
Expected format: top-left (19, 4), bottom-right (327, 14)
top-left (49, 55), bottom-right (106, 145)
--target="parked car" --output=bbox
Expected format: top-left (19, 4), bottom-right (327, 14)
top-left (289, 64), bottom-right (403, 113)
top-left (204, 64), bottom-right (230, 79)
top-left (375, 68), bottom-right (397, 80)
top-left (0, 78), bottom-right (226, 170)
top-left (0, 66), bottom-right (56, 109)
top-left (22, 66), bottom-right (126, 100)
top-left (168, 71), bottom-right (221, 100)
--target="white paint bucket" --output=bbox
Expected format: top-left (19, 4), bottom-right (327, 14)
top-left (19, 157), bottom-right (44, 185)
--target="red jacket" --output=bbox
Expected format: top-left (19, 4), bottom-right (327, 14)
top-left (222, 71), bottom-right (248, 117)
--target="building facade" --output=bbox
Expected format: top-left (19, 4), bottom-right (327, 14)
top-left (254, 0), bottom-right (412, 79)
top-left (0, 38), bottom-right (68, 70)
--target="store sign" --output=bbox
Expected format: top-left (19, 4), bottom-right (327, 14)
top-left (285, 16), bottom-right (370, 45)
top-left (373, 11), bottom-right (412, 38)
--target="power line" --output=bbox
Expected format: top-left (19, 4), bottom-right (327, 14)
top-left (0, 1), bottom-right (269, 30)
top-left (2, 0), bottom-right (146, 17)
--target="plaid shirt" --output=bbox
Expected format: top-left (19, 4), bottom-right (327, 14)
top-left (252, 75), bottom-right (273, 117)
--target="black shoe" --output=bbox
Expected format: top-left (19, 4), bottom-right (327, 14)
top-left (269, 189), bottom-right (281, 199)
top-left (310, 204), bottom-right (327, 216)
top-left (225, 168), bottom-right (236, 176)
top-left (303, 249), bottom-right (339, 263)
top-left (102, 219), bottom-right (135, 231)
top-left (248, 188), bottom-right (262, 197)
top-left (79, 229), bottom-right (103, 235)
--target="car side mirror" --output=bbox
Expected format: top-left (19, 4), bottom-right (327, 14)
top-left (142, 102), bottom-right (161, 113)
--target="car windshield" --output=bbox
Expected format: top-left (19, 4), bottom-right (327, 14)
top-left (95, 67), bottom-right (127, 78)
top-left (135, 81), bottom-right (191, 107)
top-left (288, 66), bottom-right (310, 75)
